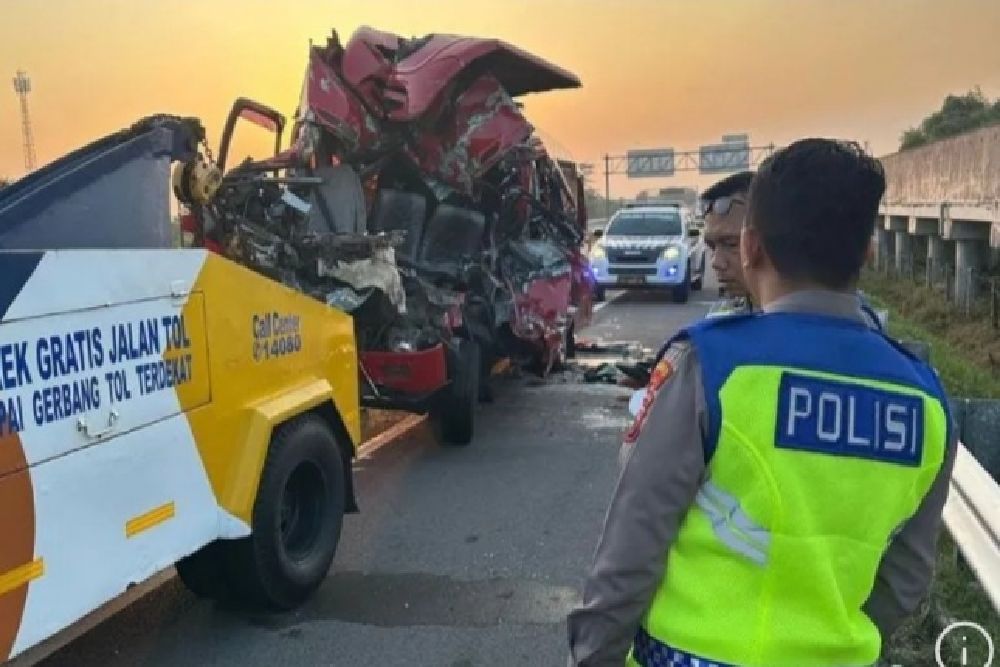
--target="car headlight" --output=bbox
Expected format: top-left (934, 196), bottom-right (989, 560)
top-left (662, 245), bottom-right (681, 261)
top-left (590, 244), bottom-right (606, 260)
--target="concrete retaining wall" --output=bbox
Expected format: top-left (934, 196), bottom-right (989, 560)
top-left (881, 123), bottom-right (1000, 204)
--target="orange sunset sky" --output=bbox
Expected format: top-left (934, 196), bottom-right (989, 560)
top-left (2, 0), bottom-right (1000, 198)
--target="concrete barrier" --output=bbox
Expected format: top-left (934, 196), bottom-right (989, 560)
top-left (881, 124), bottom-right (1000, 204)
top-left (876, 125), bottom-right (1000, 305)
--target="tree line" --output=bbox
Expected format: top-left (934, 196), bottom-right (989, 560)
top-left (901, 87), bottom-right (1000, 150)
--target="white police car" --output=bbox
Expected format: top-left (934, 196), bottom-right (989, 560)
top-left (589, 205), bottom-right (706, 303)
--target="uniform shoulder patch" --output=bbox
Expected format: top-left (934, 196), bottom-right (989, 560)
top-left (623, 348), bottom-right (680, 444)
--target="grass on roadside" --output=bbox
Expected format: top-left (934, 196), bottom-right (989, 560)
top-left (861, 271), bottom-right (1000, 398)
top-left (861, 270), bottom-right (1000, 664)
top-left (882, 533), bottom-right (1000, 666)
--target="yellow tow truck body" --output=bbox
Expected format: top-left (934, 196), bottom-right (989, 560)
top-left (0, 249), bottom-right (359, 662)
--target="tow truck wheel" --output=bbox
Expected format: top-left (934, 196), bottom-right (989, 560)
top-left (226, 415), bottom-right (346, 610)
top-left (564, 319), bottom-right (577, 360)
top-left (176, 541), bottom-right (233, 602)
top-left (434, 339), bottom-right (480, 446)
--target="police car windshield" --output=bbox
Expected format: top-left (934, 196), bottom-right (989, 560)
top-left (607, 212), bottom-right (682, 237)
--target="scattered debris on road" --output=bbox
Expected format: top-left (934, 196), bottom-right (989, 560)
top-left (521, 337), bottom-right (655, 386)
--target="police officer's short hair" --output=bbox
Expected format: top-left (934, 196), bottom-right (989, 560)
top-left (701, 170), bottom-right (754, 202)
top-left (747, 139), bottom-right (885, 289)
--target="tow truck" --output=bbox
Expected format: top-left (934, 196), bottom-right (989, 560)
top-left (0, 116), bottom-right (360, 662)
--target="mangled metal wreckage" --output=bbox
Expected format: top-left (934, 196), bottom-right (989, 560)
top-left (174, 27), bottom-right (593, 441)
top-left (0, 26), bottom-right (592, 445)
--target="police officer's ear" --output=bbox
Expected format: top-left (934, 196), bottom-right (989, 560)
top-left (739, 222), bottom-right (766, 272)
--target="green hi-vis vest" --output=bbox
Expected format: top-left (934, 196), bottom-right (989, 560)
top-left (631, 312), bottom-right (950, 667)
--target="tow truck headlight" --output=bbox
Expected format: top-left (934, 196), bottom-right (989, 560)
top-left (590, 244), bottom-right (606, 260)
top-left (662, 245), bottom-right (681, 261)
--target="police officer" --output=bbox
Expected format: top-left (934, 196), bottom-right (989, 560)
top-left (614, 175), bottom-right (754, 388)
top-left (699, 171), bottom-right (755, 318)
top-left (567, 139), bottom-right (956, 667)
top-left (699, 169), bottom-right (885, 328)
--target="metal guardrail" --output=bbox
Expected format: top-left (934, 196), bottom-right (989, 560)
top-left (882, 329), bottom-right (1000, 611)
top-left (943, 442), bottom-right (1000, 612)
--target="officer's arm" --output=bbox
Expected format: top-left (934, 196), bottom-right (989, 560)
top-left (567, 343), bottom-right (706, 667)
top-left (863, 430), bottom-right (958, 638)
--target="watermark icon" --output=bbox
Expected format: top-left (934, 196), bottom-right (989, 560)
top-left (935, 621), bottom-right (994, 666)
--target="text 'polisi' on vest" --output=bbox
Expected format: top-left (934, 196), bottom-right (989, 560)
top-left (776, 373), bottom-right (924, 466)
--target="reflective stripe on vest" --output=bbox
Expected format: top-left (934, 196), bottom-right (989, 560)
top-left (695, 480), bottom-right (771, 566)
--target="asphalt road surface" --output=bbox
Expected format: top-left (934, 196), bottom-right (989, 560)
top-left (38, 278), bottom-right (719, 667)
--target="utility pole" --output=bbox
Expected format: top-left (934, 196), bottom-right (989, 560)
top-left (12, 71), bottom-right (37, 171)
top-left (604, 154), bottom-right (611, 217)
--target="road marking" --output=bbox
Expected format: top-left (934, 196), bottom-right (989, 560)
top-left (593, 293), bottom-right (717, 310)
top-left (356, 413), bottom-right (427, 460)
top-left (593, 291), bottom-right (626, 313)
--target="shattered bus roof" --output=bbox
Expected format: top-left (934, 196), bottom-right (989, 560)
top-left (380, 32), bottom-right (581, 120)
top-left (300, 27), bottom-right (580, 197)
top-left (311, 26), bottom-right (580, 121)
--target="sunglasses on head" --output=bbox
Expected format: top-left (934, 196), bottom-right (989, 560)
top-left (697, 195), bottom-right (746, 217)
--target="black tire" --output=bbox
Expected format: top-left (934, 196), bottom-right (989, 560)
top-left (176, 540), bottom-right (233, 601)
top-left (225, 415), bottom-right (346, 610)
top-left (672, 262), bottom-right (691, 303)
top-left (564, 319), bottom-right (577, 360)
top-left (434, 340), bottom-right (480, 446)
top-left (593, 285), bottom-right (606, 303)
top-left (478, 341), bottom-right (495, 404)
